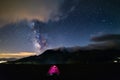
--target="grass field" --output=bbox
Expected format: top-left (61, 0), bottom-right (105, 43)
top-left (0, 64), bottom-right (120, 80)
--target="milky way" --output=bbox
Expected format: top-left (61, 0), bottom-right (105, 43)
top-left (29, 20), bottom-right (47, 55)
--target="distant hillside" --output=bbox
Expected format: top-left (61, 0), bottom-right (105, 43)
top-left (6, 47), bottom-right (120, 64)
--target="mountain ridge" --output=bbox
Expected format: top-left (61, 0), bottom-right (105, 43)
top-left (6, 47), bottom-right (120, 64)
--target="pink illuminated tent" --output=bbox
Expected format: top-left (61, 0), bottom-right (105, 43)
top-left (48, 65), bottom-right (60, 76)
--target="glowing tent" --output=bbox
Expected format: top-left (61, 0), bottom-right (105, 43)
top-left (48, 65), bottom-right (60, 76)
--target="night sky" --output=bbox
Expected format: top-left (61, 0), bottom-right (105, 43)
top-left (0, 0), bottom-right (120, 56)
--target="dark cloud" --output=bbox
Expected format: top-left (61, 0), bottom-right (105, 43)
top-left (91, 34), bottom-right (120, 42)
top-left (87, 34), bottom-right (120, 50)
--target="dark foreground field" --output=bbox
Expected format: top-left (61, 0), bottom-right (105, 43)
top-left (0, 64), bottom-right (120, 80)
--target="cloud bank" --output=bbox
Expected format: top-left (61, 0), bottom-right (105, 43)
top-left (86, 34), bottom-right (120, 50)
top-left (91, 34), bottom-right (120, 42)
top-left (0, 0), bottom-right (63, 24)
top-left (0, 0), bottom-right (80, 27)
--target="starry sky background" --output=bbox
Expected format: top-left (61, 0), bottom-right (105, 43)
top-left (0, 0), bottom-right (120, 55)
